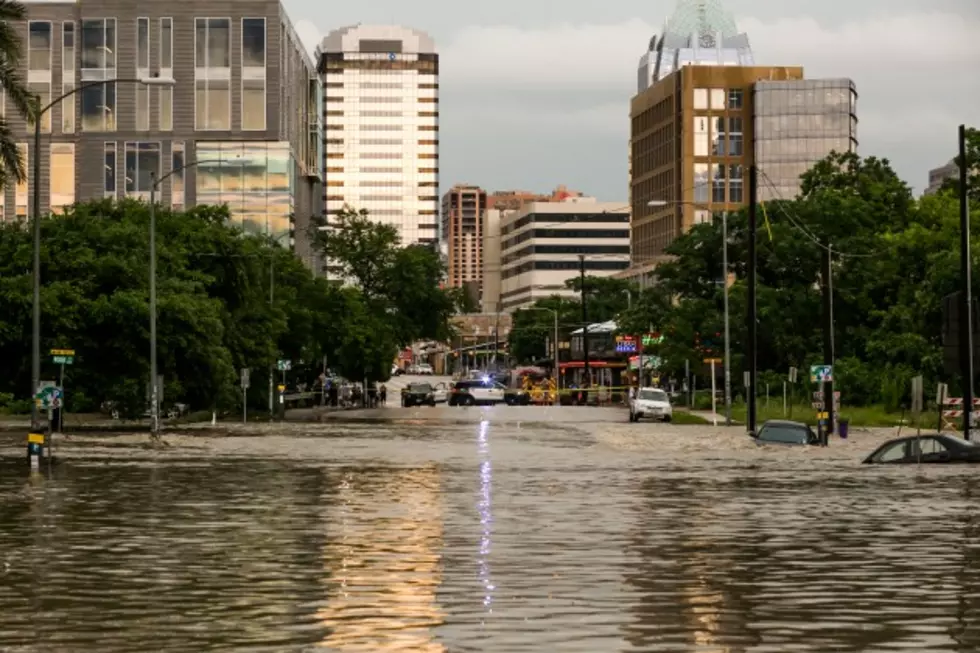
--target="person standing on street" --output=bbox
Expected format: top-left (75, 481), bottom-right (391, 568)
top-left (379, 384), bottom-right (387, 406)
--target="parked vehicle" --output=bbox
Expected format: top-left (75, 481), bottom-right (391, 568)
top-left (628, 387), bottom-right (673, 422)
top-left (504, 387), bottom-right (531, 405)
top-left (863, 434), bottom-right (980, 464)
top-left (401, 382), bottom-right (446, 407)
top-left (752, 420), bottom-right (820, 446)
top-left (416, 363), bottom-right (434, 375)
top-left (391, 364), bottom-right (404, 376)
top-left (448, 379), bottom-right (507, 406)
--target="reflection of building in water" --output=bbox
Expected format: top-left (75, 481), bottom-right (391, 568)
top-left (623, 476), bottom-right (757, 651)
top-left (316, 466), bottom-right (446, 651)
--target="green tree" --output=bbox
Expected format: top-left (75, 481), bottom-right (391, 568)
top-left (939, 126), bottom-right (979, 203)
top-left (508, 295), bottom-right (579, 364)
top-left (0, 0), bottom-right (36, 189)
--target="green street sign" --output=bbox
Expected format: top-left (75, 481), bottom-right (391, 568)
top-left (277, 359), bottom-right (292, 371)
top-left (52, 355), bottom-right (74, 365)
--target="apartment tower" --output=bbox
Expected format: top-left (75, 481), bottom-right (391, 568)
top-left (628, 0), bottom-right (857, 266)
top-left (441, 184), bottom-right (487, 288)
top-left (9, 0), bottom-right (323, 268)
top-left (317, 25), bottom-right (439, 247)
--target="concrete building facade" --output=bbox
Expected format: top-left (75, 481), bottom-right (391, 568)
top-left (925, 158), bottom-right (958, 195)
top-left (317, 25), bottom-right (439, 248)
top-left (498, 199), bottom-right (630, 312)
top-left (8, 0), bottom-right (323, 268)
top-left (441, 183), bottom-right (486, 288)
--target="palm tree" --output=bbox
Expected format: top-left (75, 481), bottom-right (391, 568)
top-left (0, 0), bottom-right (37, 190)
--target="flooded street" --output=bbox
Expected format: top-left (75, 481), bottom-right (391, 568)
top-left (2, 407), bottom-right (980, 651)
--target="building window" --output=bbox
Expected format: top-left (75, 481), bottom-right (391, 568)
top-left (728, 164), bottom-right (744, 202)
top-left (694, 115), bottom-right (709, 157)
top-left (15, 143), bottom-right (28, 218)
top-left (80, 19), bottom-right (117, 132)
top-left (157, 19), bottom-right (173, 131)
top-left (712, 164), bottom-right (726, 203)
top-left (710, 89), bottom-right (725, 110)
top-left (711, 117), bottom-right (725, 156)
top-left (728, 117), bottom-right (743, 156)
top-left (693, 88), bottom-right (708, 110)
top-left (50, 143), bottom-right (75, 211)
top-left (195, 18), bottom-right (231, 130)
top-left (171, 142), bottom-right (184, 209)
top-left (103, 142), bottom-right (116, 196)
top-left (134, 18), bottom-right (150, 131)
top-left (124, 142), bottom-right (160, 194)
top-left (61, 22), bottom-right (74, 133)
top-left (28, 21), bottom-right (52, 71)
top-left (693, 163), bottom-right (709, 203)
top-left (241, 18), bottom-right (266, 131)
top-left (728, 89), bottom-right (743, 110)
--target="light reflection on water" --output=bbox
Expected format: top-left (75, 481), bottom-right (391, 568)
top-left (0, 422), bottom-right (979, 652)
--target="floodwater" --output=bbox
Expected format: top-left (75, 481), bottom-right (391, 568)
top-left (1, 407), bottom-right (979, 652)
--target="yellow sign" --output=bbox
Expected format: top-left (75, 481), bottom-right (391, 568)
top-left (277, 384), bottom-right (286, 392)
top-left (27, 433), bottom-right (45, 444)
top-left (817, 411), bottom-right (829, 420)
top-left (703, 358), bottom-right (722, 364)
top-left (50, 348), bottom-right (75, 356)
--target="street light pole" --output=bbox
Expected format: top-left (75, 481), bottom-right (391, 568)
top-left (722, 210), bottom-right (731, 426)
top-left (29, 76), bottom-right (174, 437)
top-left (148, 178), bottom-right (160, 436)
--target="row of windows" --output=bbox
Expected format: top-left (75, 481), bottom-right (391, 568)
top-left (27, 17), bottom-right (265, 72)
top-left (502, 260), bottom-right (628, 280)
top-left (693, 163), bottom-right (745, 204)
top-left (324, 138), bottom-right (439, 146)
top-left (501, 212), bottom-right (629, 234)
top-left (502, 228), bottom-right (630, 251)
top-left (693, 88), bottom-right (743, 111)
top-left (502, 244), bottom-right (630, 265)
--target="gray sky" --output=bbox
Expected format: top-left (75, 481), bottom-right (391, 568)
top-left (286, 0), bottom-right (980, 198)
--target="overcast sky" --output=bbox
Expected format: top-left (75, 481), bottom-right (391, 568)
top-left (286, 0), bottom-right (980, 198)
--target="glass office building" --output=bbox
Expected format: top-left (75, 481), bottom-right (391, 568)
top-left (753, 79), bottom-right (859, 202)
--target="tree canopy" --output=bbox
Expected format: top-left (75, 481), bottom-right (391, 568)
top-left (0, 201), bottom-right (459, 415)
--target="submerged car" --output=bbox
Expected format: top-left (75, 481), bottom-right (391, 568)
top-left (863, 433), bottom-right (980, 464)
top-left (628, 387), bottom-right (673, 422)
top-left (752, 420), bottom-right (822, 446)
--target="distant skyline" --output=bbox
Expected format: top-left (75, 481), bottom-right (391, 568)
top-left (285, 0), bottom-right (980, 197)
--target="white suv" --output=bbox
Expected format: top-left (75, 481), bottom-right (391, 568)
top-left (416, 363), bottom-right (433, 375)
top-left (629, 387), bottom-right (673, 422)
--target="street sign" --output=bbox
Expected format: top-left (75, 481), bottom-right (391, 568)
top-left (743, 371), bottom-right (750, 388)
top-left (50, 348), bottom-right (74, 356)
top-left (240, 368), bottom-right (250, 389)
top-left (810, 365), bottom-right (833, 383)
top-left (277, 384), bottom-right (286, 392)
top-left (788, 367), bottom-right (798, 383)
top-left (911, 375), bottom-right (924, 414)
top-left (52, 355), bottom-right (74, 365)
top-left (703, 358), bottom-right (722, 364)
top-left (277, 359), bottom-right (291, 371)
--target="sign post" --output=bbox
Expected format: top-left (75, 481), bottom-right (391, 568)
top-left (709, 359), bottom-right (717, 425)
top-left (50, 349), bottom-right (74, 433)
top-left (241, 368), bottom-right (250, 423)
top-left (788, 366), bottom-right (798, 419)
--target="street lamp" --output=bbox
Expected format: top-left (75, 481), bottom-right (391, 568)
top-left (648, 199), bottom-right (732, 426)
top-left (29, 76), bottom-right (174, 436)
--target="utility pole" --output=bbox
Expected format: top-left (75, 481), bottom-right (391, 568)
top-left (269, 256), bottom-right (275, 417)
top-left (822, 241), bottom-right (835, 435)
top-left (722, 210), bottom-right (732, 426)
top-left (747, 165), bottom-right (758, 435)
top-left (579, 254), bottom-right (590, 395)
top-left (959, 124), bottom-right (974, 440)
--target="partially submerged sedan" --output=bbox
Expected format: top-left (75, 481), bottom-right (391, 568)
top-left (863, 433), bottom-right (980, 464)
top-left (752, 420), bottom-right (822, 446)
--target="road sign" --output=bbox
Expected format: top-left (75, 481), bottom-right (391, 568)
top-left (277, 384), bottom-right (286, 392)
top-left (703, 358), bottom-right (722, 364)
top-left (810, 365), bottom-right (833, 383)
top-left (52, 355), bottom-right (74, 365)
top-left (50, 348), bottom-right (74, 356)
top-left (277, 359), bottom-right (291, 371)
top-left (788, 367), bottom-right (798, 383)
top-left (34, 383), bottom-right (62, 410)
top-left (241, 368), bottom-right (250, 389)
top-left (817, 411), bottom-right (829, 420)
top-left (743, 371), bottom-right (750, 388)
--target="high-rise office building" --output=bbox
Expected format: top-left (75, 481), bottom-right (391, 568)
top-left (441, 184), bottom-right (486, 288)
top-left (628, 0), bottom-right (857, 266)
top-left (317, 25), bottom-right (439, 247)
top-left (7, 0), bottom-right (323, 269)
top-left (925, 159), bottom-right (958, 195)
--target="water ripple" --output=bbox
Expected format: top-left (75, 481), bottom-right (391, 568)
top-left (1, 421), bottom-right (979, 651)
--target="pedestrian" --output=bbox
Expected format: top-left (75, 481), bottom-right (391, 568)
top-left (368, 383), bottom-right (378, 408)
top-left (379, 384), bottom-right (387, 406)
